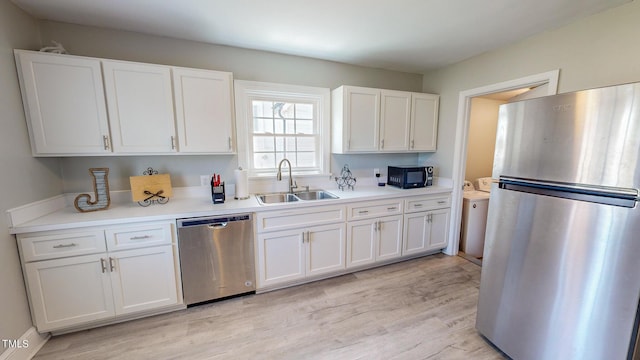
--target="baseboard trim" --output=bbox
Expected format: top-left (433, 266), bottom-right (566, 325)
top-left (0, 327), bottom-right (49, 360)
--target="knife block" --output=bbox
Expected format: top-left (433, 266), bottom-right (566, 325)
top-left (211, 182), bottom-right (225, 204)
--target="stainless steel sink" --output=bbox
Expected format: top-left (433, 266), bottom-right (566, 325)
top-left (255, 189), bottom-right (338, 205)
top-left (256, 193), bottom-right (299, 205)
top-left (294, 190), bottom-right (339, 200)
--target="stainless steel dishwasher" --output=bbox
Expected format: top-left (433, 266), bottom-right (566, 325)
top-left (177, 213), bottom-right (255, 305)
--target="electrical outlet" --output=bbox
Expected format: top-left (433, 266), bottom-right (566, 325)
top-left (374, 168), bottom-right (380, 176)
top-left (200, 175), bottom-right (211, 187)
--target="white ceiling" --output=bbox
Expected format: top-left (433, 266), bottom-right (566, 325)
top-left (11, 0), bottom-right (629, 74)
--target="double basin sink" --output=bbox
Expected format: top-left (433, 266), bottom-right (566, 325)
top-left (256, 190), bottom-right (338, 205)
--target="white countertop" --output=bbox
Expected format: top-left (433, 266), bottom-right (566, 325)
top-left (8, 184), bottom-right (452, 234)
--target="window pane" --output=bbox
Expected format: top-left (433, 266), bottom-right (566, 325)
top-left (277, 103), bottom-right (295, 119)
top-left (296, 120), bottom-right (314, 134)
top-left (286, 120), bottom-right (295, 134)
top-left (252, 101), bottom-right (273, 118)
top-left (296, 104), bottom-right (313, 119)
top-left (253, 117), bottom-right (273, 134)
top-left (274, 118), bottom-right (284, 134)
top-left (254, 153), bottom-right (275, 169)
top-left (297, 137), bottom-right (315, 151)
top-left (247, 92), bottom-right (322, 174)
top-left (275, 137), bottom-right (284, 152)
top-left (297, 152), bottom-right (316, 167)
top-left (253, 137), bottom-right (274, 152)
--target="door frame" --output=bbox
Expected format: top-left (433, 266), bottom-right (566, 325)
top-left (445, 70), bottom-right (560, 255)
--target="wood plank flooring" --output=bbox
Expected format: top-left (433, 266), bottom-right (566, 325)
top-left (34, 254), bottom-right (506, 360)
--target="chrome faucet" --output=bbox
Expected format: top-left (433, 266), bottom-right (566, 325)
top-left (277, 158), bottom-right (297, 193)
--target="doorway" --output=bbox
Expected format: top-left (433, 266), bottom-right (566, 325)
top-left (445, 70), bottom-right (560, 258)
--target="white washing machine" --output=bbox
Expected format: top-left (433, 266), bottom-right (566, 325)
top-left (460, 178), bottom-right (491, 258)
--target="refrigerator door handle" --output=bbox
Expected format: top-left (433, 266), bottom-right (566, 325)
top-left (499, 177), bottom-right (638, 208)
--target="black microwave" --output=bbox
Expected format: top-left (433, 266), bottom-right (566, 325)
top-left (387, 166), bottom-right (433, 189)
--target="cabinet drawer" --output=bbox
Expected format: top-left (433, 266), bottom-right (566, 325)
top-left (405, 195), bottom-right (450, 213)
top-left (19, 230), bottom-right (106, 262)
top-left (348, 199), bottom-right (403, 220)
top-left (257, 205), bottom-right (346, 233)
top-left (105, 222), bottom-right (173, 251)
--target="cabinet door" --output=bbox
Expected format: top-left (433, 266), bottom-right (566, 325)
top-left (257, 229), bottom-right (305, 288)
top-left (380, 90), bottom-right (411, 152)
top-left (306, 223), bottom-right (346, 277)
top-left (172, 67), bottom-right (235, 153)
top-left (109, 246), bottom-right (178, 315)
top-left (103, 60), bottom-right (176, 153)
top-left (344, 86), bottom-right (380, 152)
top-left (377, 215), bottom-right (403, 261)
top-left (15, 50), bottom-right (111, 155)
top-left (403, 212), bottom-right (430, 256)
top-left (410, 93), bottom-right (439, 151)
top-left (24, 254), bottom-right (115, 332)
top-left (346, 219), bottom-right (376, 268)
top-left (426, 208), bottom-right (450, 251)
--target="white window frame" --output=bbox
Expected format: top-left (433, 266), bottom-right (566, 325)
top-left (234, 80), bottom-right (330, 177)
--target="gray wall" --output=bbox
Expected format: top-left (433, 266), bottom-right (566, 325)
top-left (37, 21), bottom-right (426, 191)
top-left (0, 2), bottom-right (62, 354)
top-left (420, 0), bottom-right (640, 178)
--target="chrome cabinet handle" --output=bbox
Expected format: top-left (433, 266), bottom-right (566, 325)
top-left (171, 136), bottom-right (176, 150)
top-left (387, 207), bottom-right (397, 211)
top-left (411, 140), bottom-right (415, 149)
top-left (302, 231), bottom-right (306, 243)
top-left (414, 203), bottom-right (423, 207)
top-left (52, 243), bottom-right (77, 248)
top-left (228, 137), bottom-right (233, 150)
top-left (100, 258), bottom-right (107, 273)
top-left (109, 257), bottom-right (115, 272)
top-left (381, 139), bottom-right (384, 149)
top-left (358, 210), bottom-right (369, 214)
top-left (130, 235), bottom-right (151, 240)
top-left (103, 135), bottom-right (110, 150)
top-left (306, 231), bottom-right (310, 242)
top-left (437, 200), bottom-right (446, 204)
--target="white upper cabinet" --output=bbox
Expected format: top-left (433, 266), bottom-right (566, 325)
top-left (410, 93), bottom-right (439, 151)
top-left (172, 67), bottom-right (235, 153)
top-left (102, 60), bottom-right (177, 153)
top-left (332, 86), bottom-right (380, 153)
top-left (15, 50), bottom-right (236, 156)
top-left (332, 85), bottom-right (439, 154)
top-left (380, 90), bottom-right (411, 152)
top-left (14, 50), bottom-right (111, 156)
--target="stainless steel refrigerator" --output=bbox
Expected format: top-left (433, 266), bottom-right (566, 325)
top-left (476, 82), bottom-right (640, 360)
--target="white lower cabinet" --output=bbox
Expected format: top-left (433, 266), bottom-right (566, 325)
top-left (25, 254), bottom-right (115, 331)
top-left (403, 208), bottom-right (450, 256)
top-left (256, 206), bottom-right (346, 289)
top-left (18, 221), bottom-right (181, 333)
top-left (347, 215), bottom-right (403, 268)
top-left (306, 223), bottom-right (346, 277)
top-left (110, 246), bottom-right (178, 315)
top-left (257, 223), bottom-right (346, 289)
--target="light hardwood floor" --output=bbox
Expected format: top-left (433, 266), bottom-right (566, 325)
top-left (34, 254), bottom-right (506, 360)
